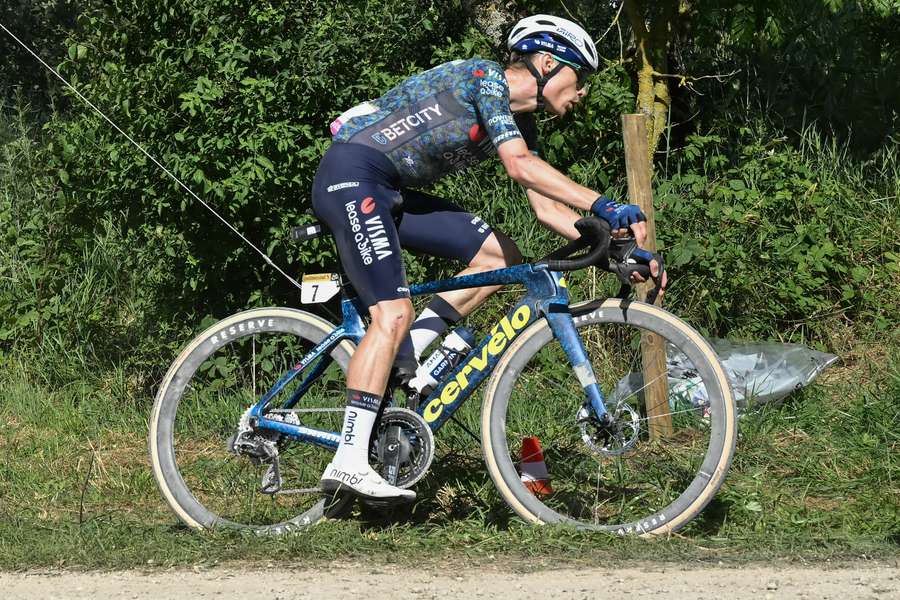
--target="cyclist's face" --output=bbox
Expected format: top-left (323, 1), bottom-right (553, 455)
top-left (543, 64), bottom-right (587, 116)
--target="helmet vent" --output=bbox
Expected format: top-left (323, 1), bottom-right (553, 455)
top-left (535, 19), bottom-right (556, 26)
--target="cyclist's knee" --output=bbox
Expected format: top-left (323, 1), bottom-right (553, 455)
top-left (471, 231), bottom-right (523, 269)
top-left (368, 298), bottom-right (414, 341)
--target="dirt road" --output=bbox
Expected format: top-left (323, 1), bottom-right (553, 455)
top-left (2, 561), bottom-right (898, 599)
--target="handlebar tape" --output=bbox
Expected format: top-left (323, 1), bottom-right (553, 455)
top-left (544, 217), bottom-right (611, 272)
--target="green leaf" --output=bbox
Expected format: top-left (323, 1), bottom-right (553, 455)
top-left (256, 156), bottom-right (275, 171)
top-left (744, 500), bottom-right (763, 512)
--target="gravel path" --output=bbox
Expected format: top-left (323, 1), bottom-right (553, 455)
top-left (2, 561), bottom-right (898, 599)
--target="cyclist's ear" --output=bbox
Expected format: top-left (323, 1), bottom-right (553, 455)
top-left (537, 52), bottom-right (557, 76)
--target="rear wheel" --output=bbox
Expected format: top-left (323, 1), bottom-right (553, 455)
top-left (149, 307), bottom-right (355, 533)
top-left (482, 299), bottom-right (737, 535)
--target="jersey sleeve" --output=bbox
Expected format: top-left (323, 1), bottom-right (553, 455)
top-left (468, 60), bottom-right (524, 150)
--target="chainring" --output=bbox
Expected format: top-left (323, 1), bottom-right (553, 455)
top-left (371, 407), bottom-right (435, 489)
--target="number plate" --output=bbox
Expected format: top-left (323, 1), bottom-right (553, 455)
top-left (301, 273), bottom-right (340, 304)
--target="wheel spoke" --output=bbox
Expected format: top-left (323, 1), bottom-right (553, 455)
top-left (487, 304), bottom-right (735, 533)
top-left (152, 311), bottom-right (353, 531)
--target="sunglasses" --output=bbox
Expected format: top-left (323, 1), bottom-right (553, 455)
top-left (541, 52), bottom-right (591, 90)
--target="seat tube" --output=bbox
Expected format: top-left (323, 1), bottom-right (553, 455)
top-left (545, 311), bottom-right (608, 418)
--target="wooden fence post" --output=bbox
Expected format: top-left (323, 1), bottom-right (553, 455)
top-left (622, 114), bottom-right (673, 440)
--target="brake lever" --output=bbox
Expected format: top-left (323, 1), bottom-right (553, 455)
top-left (607, 239), bottom-right (665, 304)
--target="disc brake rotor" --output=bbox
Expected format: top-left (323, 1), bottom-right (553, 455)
top-left (577, 402), bottom-right (641, 457)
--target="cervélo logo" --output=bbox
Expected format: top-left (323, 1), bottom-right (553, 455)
top-left (423, 305), bottom-right (532, 423)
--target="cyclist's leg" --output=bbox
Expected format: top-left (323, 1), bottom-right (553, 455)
top-left (398, 189), bottom-right (522, 356)
top-left (311, 146), bottom-right (415, 501)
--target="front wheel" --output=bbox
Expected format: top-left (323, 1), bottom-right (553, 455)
top-left (481, 299), bottom-right (737, 535)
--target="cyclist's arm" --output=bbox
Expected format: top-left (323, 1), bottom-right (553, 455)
top-left (503, 140), bottom-right (665, 288)
top-left (526, 189), bottom-right (581, 240)
top-left (497, 139), bottom-right (597, 211)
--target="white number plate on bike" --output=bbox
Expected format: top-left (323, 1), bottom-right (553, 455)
top-left (300, 273), bottom-right (340, 304)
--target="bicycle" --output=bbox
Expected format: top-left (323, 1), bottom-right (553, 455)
top-left (149, 217), bottom-right (737, 536)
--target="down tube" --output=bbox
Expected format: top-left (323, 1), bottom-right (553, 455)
top-left (416, 300), bottom-right (541, 431)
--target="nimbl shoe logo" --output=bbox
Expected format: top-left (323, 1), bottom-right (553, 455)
top-left (423, 305), bottom-right (532, 422)
top-left (343, 409), bottom-right (358, 445)
top-left (328, 467), bottom-right (363, 486)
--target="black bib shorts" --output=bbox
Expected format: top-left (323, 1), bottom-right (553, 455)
top-left (311, 142), bottom-right (493, 308)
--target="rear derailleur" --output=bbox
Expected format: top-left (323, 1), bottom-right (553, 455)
top-left (226, 407), bottom-right (300, 494)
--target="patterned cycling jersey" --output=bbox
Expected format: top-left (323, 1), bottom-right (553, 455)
top-left (330, 58), bottom-right (536, 188)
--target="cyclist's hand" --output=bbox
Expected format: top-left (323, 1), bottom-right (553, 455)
top-left (629, 219), bottom-right (647, 244)
top-left (608, 241), bottom-right (668, 303)
top-left (591, 196), bottom-right (646, 238)
top-left (622, 221), bottom-right (666, 294)
top-left (630, 255), bottom-right (667, 300)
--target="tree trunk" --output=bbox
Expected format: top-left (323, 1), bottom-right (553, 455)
top-left (624, 0), bottom-right (678, 165)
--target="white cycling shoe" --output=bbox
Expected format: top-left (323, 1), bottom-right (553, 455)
top-left (320, 462), bottom-right (416, 502)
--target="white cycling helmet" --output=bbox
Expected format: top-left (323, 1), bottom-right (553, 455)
top-left (507, 14), bottom-right (598, 110)
top-left (507, 14), bottom-right (599, 71)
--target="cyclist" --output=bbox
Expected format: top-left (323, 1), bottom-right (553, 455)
top-left (312, 14), bottom-right (666, 502)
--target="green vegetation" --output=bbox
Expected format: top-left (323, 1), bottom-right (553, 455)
top-left (0, 342), bottom-right (897, 568)
top-left (1, 0), bottom-right (898, 568)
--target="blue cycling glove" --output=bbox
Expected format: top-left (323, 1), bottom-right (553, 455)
top-left (591, 196), bottom-right (647, 231)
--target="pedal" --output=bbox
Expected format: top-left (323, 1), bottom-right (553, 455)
top-left (360, 494), bottom-right (416, 511)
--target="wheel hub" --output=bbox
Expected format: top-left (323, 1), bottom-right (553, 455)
top-left (576, 402), bottom-right (641, 457)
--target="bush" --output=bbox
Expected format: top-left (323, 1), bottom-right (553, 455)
top-left (3, 0), bottom-right (898, 394)
top-left (655, 119), bottom-right (900, 341)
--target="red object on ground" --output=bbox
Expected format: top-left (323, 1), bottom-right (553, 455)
top-left (520, 436), bottom-right (553, 497)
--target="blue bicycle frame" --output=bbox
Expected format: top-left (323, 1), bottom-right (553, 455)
top-left (249, 262), bottom-right (609, 448)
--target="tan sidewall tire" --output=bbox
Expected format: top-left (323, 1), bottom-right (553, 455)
top-left (481, 299), bottom-right (736, 535)
top-left (148, 307), bottom-right (355, 533)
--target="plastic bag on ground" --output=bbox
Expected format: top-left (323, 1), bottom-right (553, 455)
top-left (612, 338), bottom-right (838, 414)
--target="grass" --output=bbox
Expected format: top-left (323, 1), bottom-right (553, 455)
top-left (0, 333), bottom-right (897, 570)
